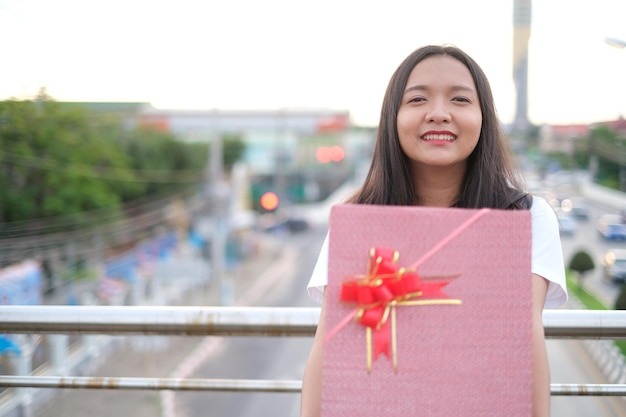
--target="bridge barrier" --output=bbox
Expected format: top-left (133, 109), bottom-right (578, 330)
top-left (0, 306), bottom-right (625, 401)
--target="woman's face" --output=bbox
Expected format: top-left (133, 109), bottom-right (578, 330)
top-left (397, 55), bottom-right (482, 172)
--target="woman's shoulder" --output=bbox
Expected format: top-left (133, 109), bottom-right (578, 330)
top-left (529, 195), bottom-right (553, 214)
top-left (529, 195), bottom-right (559, 228)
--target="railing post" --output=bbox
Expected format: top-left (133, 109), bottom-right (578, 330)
top-left (129, 268), bottom-right (143, 306)
top-left (49, 335), bottom-right (69, 376)
top-left (11, 335), bottom-right (34, 417)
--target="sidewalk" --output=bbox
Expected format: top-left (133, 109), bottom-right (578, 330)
top-left (32, 232), bottom-right (286, 417)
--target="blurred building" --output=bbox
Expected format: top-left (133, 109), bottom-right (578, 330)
top-left (138, 107), bottom-right (352, 176)
top-left (539, 124), bottom-right (589, 155)
top-left (539, 116), bottom-right (626, 154)
top-left (138, 107), bottom-right (376, 207)
top-left (512, 0), bottom-right (532, 131)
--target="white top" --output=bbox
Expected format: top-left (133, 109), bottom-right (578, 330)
top-left (307, 196), bottom-right (568, 309)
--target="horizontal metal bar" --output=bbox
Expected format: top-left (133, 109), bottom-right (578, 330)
top-left (550, 383), bottom-right (626, 396)
top-left (0, 375), bottom-right (301, 392)
top-left (1, 376), bottom-right (625, 396)
top-left (542, 309), bottom-right (626, 339)
top-left (0, 305), bottom-right (320, 336)
top-left (1, 306), bottom-right (626, 338)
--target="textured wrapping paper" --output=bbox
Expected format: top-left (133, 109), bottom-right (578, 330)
top-left (322, 204), bottom-right (532, 416)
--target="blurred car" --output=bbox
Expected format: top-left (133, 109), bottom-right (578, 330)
top-left (560, 197), bottom-right (590, 220)
top-left (283, 217), bottom-right (309, 232)
top-left (557, 216), bottom-right (577, 236)
top-left (602, 249), bottom-right (626, 283)
top-left (571, 205), bottom-right (590, 220)
top-left (261, 215), bottom-right (309, 234)
top-left (601, 224), bottom-right (626, 241)
top-left (597, 214), bottom-right (626, 241)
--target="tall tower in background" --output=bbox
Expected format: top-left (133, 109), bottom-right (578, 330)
top-left (513, 0), bottom-right (531, 131)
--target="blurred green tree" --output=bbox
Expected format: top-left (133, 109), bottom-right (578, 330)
top-left (222, 134), bottom-right (246, 172)
top-left (615, 284), bottom-right (626, 310)
top-left (0, 90), bottom-right (137, 223)
top-left (568, 249), bottom-right (595, 289)
top-left (587, 125), bottom-right (626, 190)
top-left (123, 127), bottom-right (204, 198)
top-left (0, 92), bottom-right (246, 226)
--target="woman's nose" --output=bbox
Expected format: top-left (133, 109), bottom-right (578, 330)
top-left (426, 102), bottom-right (451, 123)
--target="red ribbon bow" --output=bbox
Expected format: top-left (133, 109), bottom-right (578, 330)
top-left (338, 247), bottom-right (461, 371)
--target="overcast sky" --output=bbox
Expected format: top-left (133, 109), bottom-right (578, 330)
top-left (1, 0), bottom-right (625, 127)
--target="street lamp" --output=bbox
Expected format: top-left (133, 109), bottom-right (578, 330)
top-left (605, 37), bottom-right (626, 49)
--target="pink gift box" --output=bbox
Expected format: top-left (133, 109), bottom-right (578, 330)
top-left (322, 204), bottom-right (532, 416)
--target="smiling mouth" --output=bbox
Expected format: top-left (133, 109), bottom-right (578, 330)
top-left (422, 134), bottom-right (456, 141)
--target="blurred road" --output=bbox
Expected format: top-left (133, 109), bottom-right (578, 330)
top-left (173, 225), bottom-right (324, 417)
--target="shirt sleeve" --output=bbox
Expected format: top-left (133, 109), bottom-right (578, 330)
top-left (531, 196), bottom-right (569, 308)
top-left (307, 232), bottom-right (329, 304)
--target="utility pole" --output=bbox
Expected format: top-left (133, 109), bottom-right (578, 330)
top-left (208, 112), bottom-right (233, 305)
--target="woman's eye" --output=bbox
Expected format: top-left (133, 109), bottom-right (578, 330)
top-left (408, 96), bottom-right (425, 103)
top-left (452, 96), bottom-right (470, 103)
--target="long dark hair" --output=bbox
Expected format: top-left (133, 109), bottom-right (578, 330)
top-left (347, 45), bottom-right (529, 210)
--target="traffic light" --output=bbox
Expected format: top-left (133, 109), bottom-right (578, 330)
top-left (260, 191), bottom-right (279, 211)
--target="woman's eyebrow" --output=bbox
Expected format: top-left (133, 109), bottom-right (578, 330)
top-left (404, 84), bottom-right (476, 94)
top-left (404, 85), bottom-right (427, 94)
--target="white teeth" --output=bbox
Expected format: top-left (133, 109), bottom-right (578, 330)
top-left (422, 134), bottom-right (456, 141)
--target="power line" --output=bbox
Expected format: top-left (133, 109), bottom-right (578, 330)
top-left (0, 187), bottom-right (198, 238)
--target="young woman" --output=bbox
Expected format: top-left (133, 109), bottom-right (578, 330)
top-left (300, 45), bottom-right (567, 417)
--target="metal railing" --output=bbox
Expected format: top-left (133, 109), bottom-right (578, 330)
top-left (0, 306), bottom-right (626, 397)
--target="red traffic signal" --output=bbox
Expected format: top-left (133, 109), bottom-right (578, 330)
top-left (260, 191), bottom-right (279, 211)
